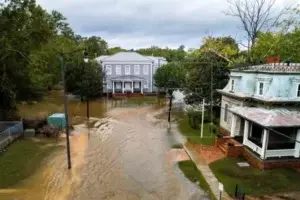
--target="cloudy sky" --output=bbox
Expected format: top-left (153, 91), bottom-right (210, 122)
top-left (36, 0), bottom-right (298, 49)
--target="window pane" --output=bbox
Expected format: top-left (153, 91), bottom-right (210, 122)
top-left (298, 84), bottom-right (300, 97)
top-left (231, 80), bottom-right (234, 91)
top-left (259, 82), bottom-right (264, 95)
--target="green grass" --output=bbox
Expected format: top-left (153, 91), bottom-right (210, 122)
top-left (210, 157), bottom-right (300, 196)
top-left (178, 116), bottom-right (216, 146)
top-left (178, 160), bottom-right (216, 200)
top-left (0, 138), bottom-right (64, 188)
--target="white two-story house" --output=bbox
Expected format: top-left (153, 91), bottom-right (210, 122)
top-left (217, 63), bottom-right (300, 169)
top-left (96, 52), bottom-right (167, 96)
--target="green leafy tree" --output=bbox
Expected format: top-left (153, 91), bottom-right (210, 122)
top-left (154, 63), bottom-right (186, 122)
top-left (184, 52), bottom-right (230, 105)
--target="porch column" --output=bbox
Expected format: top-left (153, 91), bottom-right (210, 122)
top-left (294, 129), bottom-right (300, 158)
top-left (260, 129), bottom-right (269, 159)
top-left (131, 81), bottom-right (134, 93)
top-left (230, 114), bottom-right (237, 137)
top-left (112, 81), bottom-right (115, 94)
top-left (122, 81), bottom-right (124, 93)
top-left (141, 81), bottom-right (143, 94)
top-left (243, 120), bottom-right (249, 144)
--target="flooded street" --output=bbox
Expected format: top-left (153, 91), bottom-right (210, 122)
top-left (1, 104), bottom-right (207, 200)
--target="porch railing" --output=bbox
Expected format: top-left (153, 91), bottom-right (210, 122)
top-left (265, 149), bottom-right (295, 158)
top-left (244, 139), bottom-right (262, 155)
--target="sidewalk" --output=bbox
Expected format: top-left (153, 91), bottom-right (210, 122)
top-left (183, 143), bottom-right (232, 200)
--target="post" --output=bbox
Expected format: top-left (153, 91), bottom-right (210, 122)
top-left (261, 129), bottom-right (269, 159)
top-left (294, 129), bottom-right (300, 158)
top-left (243, 120), bottom-right (249, 145)
top-left (201, 98), bottom-right (205, 138)
top-left (141, 81), bottom-right (143, 94)
top-left (60, 55), bottom-right (71, 169)
top-left (122, 81), bottom-right (124, 93)
top-left (230, 114), bottom-right (237, 137)
top-left (112, 81), bottom-right (115, 94)
top-left (131, 81), bottom-right (134, 93)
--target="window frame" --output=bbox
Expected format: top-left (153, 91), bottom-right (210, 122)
top-left (134, 65), bottom-right (140, 75)
top-left (115, 65), bottom-right (121, 75)
top-left (106, 65), bottom-right (112, 75)
top-left (125, 65), bottom-right (130, 75)
top-left (143, 65), bottom-right (149, 75)
top-left (296, 84), bottom-right (300, 98)
top-left (231, 79), bottom-right (235, 91)
top-left (258, 82), bottom-right (264, 96)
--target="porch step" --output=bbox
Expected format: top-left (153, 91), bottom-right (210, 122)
top-left (218, 143), bottom-right (228, 154)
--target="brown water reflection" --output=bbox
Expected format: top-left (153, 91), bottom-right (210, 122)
top-left (3, 100), bottom-right (208, 200)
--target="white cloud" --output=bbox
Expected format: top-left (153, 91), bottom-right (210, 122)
top-left (36, 0), bottom-right (300, 49)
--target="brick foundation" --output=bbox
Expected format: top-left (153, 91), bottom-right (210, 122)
top-left (217, 138), bottom-right (300, 170)
top-left (242, 148), bottom-right (300, 170)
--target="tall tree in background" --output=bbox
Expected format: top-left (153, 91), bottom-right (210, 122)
top-left (227, 0), bottom-right (289, 61)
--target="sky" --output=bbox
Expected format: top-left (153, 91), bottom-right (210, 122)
top-left (36, 0), bottom-right (299, 49)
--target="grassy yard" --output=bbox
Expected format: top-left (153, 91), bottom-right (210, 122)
top-left (0, 138), bottom-right (64, 188)
top-left (210, 157), bottom-right (300, 197)
top-left (178, 116), bottom-right (216, 146)
top-left (178, 160), bottom-right (216, 200)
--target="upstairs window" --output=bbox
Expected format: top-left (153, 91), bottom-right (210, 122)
top-left (231, 79), bottom-right (235, 91)
top-left (143, 65), bottom-right (149, 75)
top-left (116, 65), bottom-right (121, 75)
top-left (297, 84), bottom-right (300, 97)
top-left (125, 65), bottom-right (130, 75)
top-left (259, 82), bottom-right (264, 95)
top-left (134, 65), bottom-right (140, 75)
top-left (106, 65), bottom-right (112, 75)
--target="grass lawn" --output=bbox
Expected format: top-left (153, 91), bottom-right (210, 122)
top-left (178, 116), bottom-right (216, 146)
top-left (178, 160), bottom-right (216, 200)
top-left (210, 157), bottom-right (300, 196)
top-left (0, 138), bottom-right (64, 188)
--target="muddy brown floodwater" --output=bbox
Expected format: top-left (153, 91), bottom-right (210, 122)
top-left (1, 105), bottom-right (209, 200)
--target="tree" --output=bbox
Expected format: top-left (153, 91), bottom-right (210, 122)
top-left (82, 36), bottom-right (108, 58)
top-left (65, 60), bottom-right (104, 101)
top-left (227, 0), bottom-right (289, 61)
top-left (107, 47), bottom-right (127, 55)
top-left (154, 63), bottom-right (186, 122)
top-left (184, 52), bottom-right (230, 106)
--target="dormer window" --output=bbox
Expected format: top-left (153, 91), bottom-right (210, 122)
top-left (259, 82), bottom-right (264, 95)
top-left (231, 79), bottom-right (235, 91)
top-left (297, 84), bottom-right (300, 97)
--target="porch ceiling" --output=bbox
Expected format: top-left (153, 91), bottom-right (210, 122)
top-left (109, 75), bottom-right (145, 81)
top-left (230, 107), bottom-right (300, 127)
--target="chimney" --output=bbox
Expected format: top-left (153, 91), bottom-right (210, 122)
top-left (266, 56), bottom-right (280, 64)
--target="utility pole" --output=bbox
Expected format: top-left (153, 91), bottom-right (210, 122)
top-left (201, 98), bottom-right (205, 138)
top-left (210, 63), bottom-right (213, 136)
top-left (60, 55), bottom-right (71, 169)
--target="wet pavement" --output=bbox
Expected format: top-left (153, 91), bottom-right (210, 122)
top-left (0, 105), bottom-right (209, 200)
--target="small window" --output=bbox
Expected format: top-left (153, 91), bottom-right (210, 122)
top-left (297, 84), bottom-right (300, 97)
top-left (134, 65), bottom-right (140, 75)
top-left (224, 104), bottom-right (228, 122)
top-left (259, 82), bottom-right (264, 95)
top-left (125, 65), bottom-right (130, 75)
top-left (106, 65), bottom-right (112, 75)
top-left (143, 65), bottom-right (149, 75)
top-left (231, 79), bottom-right (235, 91)
top-left (116, 65), bottom-right (121, 75)
top-left (144, 80), bottom-right (148, 88)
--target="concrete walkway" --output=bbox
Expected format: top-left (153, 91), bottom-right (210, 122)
top-left (183, 143), bottom-right (232, 200)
